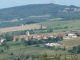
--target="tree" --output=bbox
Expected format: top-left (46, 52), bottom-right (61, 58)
top-left (6, 35), bottom-right (13, 41)
top-left (36, 44), bottom-right (40, 47)
top-left (31, 55), bottom-right (35, 60)
top-left (39, 40), bottom-right (43, 44)
top-left (21, 38), bottom-right (25, 42)
top-left (26, 55), bottom-right (30, 59)
top-left (30, 29), bottom-right (35, 34)
top-left (64, 26), bottom-right (68, 29)
top-left (2, 41), bottom-right (10, 50)
top-left (46, 37), bottom-right (52, 43)
top-left (27, 40), bottom-right (34, 45)
top-left (60, 36), bottom-right (63, 41)
top-left (63, 46), bottom-right (66, 51)
top-left (54, 36), bottom-right (60, 42)
top-left (2, 41), bottom-right (7, 46)
top-left (40, 25), bottom-right (42, 30)
top-left (16, 38), bottom-right (19, 41)
top-left (10, 52), bottom-right (14, 55)
top-left (48, 28), bottom-right (53, 32)
top-left (4, 45), bottom-right (10, 49)
top-left (69, 45), bottom-right (80, 54)
top-left (77, 46), bottom-right (80, 53)
top-left (75, 32), bottom-right (80, 36)
top-left (33, 40), bottom-right (39, 44)
top-left (37, 53), bottom-right (49, 60)
top-left (13, 44), bottom-right (26, 60)
top-left (73, 46), bottom-right (78, 53)
top-left (0, 49), bottom-right (4, 53)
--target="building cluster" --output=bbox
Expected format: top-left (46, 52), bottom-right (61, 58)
top-left (0, 31), bottom-right (78, 46)
top-left (13, 31), bottom-right (77, 41)
top-left (43, 43), bottom-right (64, 47)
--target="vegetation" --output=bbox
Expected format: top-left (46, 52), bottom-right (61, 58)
top-left (68, 45), bottom-right (80, 54)
top-left (39, 19), bottom-right (80, 33)
top-left (37, 53), bottom-right (79, 60)
top-left (0, 3), bottom-right (80, 60)
top-left (0, 37), bottom-right (80, 60)
top-left (0, 4), bottom-right (80, 27)
top-left (2, 19), bottom-right (80, 36)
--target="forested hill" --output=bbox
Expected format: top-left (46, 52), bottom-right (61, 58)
top-left (0, 4), bottom-right (80, 20)
top-left (0, 4), bottom-right (80, 28)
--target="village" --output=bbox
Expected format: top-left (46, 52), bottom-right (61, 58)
top-left (13, 31), bottom-right (77, 40)
top-left (0, 31), bottom-right (77, 46)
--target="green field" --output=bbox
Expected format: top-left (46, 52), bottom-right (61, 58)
top-left (0, 37), bottom-right (80, 60)
top-left (60, 37), bottom-right (80, 49)
top-left (40, 19), bottom-right (80, 28)
top-left (0, 19), bottom-right (80, 60)
top-left (39, 19), bottom-right (80, 33)
top-left (0, 41), bottom-right (68, 60)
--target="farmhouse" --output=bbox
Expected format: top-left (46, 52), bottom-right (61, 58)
top-left (0, 37), bottom-right (6, 45)
top-left (68, 33), bottom-right (77, 38)
top-left (63, 33), bottom-right (77, 39)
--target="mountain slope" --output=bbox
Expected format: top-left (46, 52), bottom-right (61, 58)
top-left (0, 4), bottom-right (80, 28)
top-left (0, 4), bottom-right (80, 20)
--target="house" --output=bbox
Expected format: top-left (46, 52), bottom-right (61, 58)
top-left (13, 36), bottom-right (19, 41)
top-left (68, 33), bottom-right (77, 38)
top-left (42, 35), bottom-right (48, 40)
top-left (63, 36), bottom-right (70, 39)
top-left (13, 35), bottom-right (29, 41)
top-left (63, 33), bottom-right (77, 39)
top-left (32, 35), bottom-right (42, 40)
top-left (27, 36), bottom-right (33, 40)
top-left (0, 38), bottom-right (6, 45)
top-left (25, 36), bottom-right (28, 40)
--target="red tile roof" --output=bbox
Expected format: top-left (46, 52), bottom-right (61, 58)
top-left (14, 36), bottom-right (19, 39)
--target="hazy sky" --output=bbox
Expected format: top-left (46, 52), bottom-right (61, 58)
top-left (0, 0), bottom-right (80, 9)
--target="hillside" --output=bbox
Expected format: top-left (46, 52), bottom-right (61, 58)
top-left (0, 4), bottom-right (80, 28)
top-left (39, 19), bottom-right (80, 34)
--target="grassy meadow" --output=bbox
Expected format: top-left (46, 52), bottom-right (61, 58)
top-left (39, 19), bottom-right (80, 33)
top-left (0, 41), bottom-right (68, 60)
top-left (0, 19), bottom-right (80, 60)
top-left (39, 19), bottom-right (80, 28)
top-left (0, 37), bottom-right (80, 60)
top-left (60, 37), bottom-right (80, 49)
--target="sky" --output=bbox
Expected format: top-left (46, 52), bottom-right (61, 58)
top-left (0, 0), bottom-right (80, 9)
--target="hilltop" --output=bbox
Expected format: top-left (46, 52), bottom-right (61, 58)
top-left (0, 4), bottom-right (80, 27)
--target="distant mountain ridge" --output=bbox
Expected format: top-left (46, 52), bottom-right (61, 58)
top-left (0, 4), bottom-right (80, 20)
top-left (0, 4), bottom-right (80, 28)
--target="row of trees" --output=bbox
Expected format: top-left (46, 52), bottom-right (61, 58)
top-left (68, 45), bottom-right (80, 54)
top-left (46, 36), bottom-right (63, 43)
top-left (37, 53), bottom-right (79, 60)
top-left (12, 53), bottom-right (79, 60)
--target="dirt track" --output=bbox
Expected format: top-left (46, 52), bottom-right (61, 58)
top-left (0, 24), bottom-right (46, 33)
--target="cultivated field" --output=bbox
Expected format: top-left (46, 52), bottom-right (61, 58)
top-left (0, 24), bottom-right (46, 33)
top-left (1, 38), bottom-right (80, 60)
top-left (60, 37), bottom-right (80, 49)
top-left (0, 19), bottom-right (80, 60)
top-left (0, 41), bottom-right (68, 60)
top-left (39, 19), bottom-right (80, 33)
